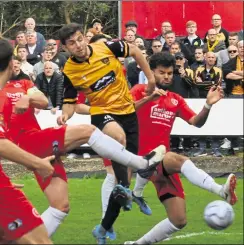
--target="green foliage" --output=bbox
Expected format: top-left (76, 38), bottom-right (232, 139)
top-left (19, 177), bottom-right (243, 244)
top-left (0, 1), bottom-right (118, 39)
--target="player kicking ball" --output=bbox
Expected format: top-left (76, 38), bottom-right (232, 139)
top-left (124, 52), bottom-right (237, 244)
top-left (3, 57), bottom-right (164, 239)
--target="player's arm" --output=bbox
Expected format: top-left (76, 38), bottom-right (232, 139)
top-left (14, 83), bottom-right (48, 114)
top-left (128, 44), bottom-right (156, 95)
top-left (131, 85), bottom-right (167, 110)
top-left (57, 74), bottom-right (77, 125)
top-left (105, 41), bottom-right (155, 95)
top-left (188, 86), bottom-right (224, 128)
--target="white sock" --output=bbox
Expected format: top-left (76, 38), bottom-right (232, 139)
top-left (41, 206), bottom-right (68, 237)
top-left (133, 174), bottom-right (149, 197)
top-left (101, 173), bottom-right (116, 218)
top-left (136, 218), bottom-right (180, 244)
top-left (88, 128), bottom-right (147, 169)
top-left (181, 159), bottom-right (224, 197)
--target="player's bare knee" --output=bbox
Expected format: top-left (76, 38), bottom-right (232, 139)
top-left (113, 132), bottom-right (126, 146)
top-left (81, 124), bottom-right (96, 139)
top-left (52, 201), bottom-right (70, 214)
top-left (170, 215), bottom-right (187, 229)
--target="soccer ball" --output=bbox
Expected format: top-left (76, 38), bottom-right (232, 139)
top-left (204, 200), bottom-right (235, 230)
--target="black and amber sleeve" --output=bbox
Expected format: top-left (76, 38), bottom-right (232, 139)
top-left (105, 41), bottom-right (130, 58)
top-left (63, 73), bottom-right (77, 104)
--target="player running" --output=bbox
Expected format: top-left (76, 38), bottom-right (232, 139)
top-left (4, 56), bottom-right (163, 238)
top-left (124, 52), bottom-right (237, 244)
top-left (0, 38), bottom-right (54, 244)
top-left (57, 23), bottom-right (158, 244)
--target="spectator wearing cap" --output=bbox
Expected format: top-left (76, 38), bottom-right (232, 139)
top-left (46, 39), bottom-right (67, 71)
top-left (171, 52), bottom-right (196, 98)
top-left (91, 19), bottom-right (112, 39)
top-left (216, 32), bottom-right (239, 67)
top-left (182, 20), bottom-right (204, 64)
top-left (125, 20), bottom-right (147, 47)
top-left (204, 29), bottom-right (226, 53)
top-left (155, 21), bottom-right (172, 46)
top-left (204, 14), bottom-right (229, 47)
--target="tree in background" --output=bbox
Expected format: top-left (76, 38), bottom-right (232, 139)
top-left (0, 1), bottom-right (118, 39)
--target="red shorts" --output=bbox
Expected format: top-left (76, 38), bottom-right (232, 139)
top-left (17, 126), bottom-right (68, 191)
top-left (103, 158), bottom-right (112, 167)
top-left (150, 163), bottom-right (185, 200)
top-left (0, 166), bottom-right (43, 241)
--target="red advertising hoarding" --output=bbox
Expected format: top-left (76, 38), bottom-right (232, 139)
top-left (122, 1), bottom-right (243, 38)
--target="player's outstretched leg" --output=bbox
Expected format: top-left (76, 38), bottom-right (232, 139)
top-left (65, 126), bottom-right (165, 173)
top-left (163, 152), bottom-right (238, 205)
top-left (132, 174), bottom-right (151, 215)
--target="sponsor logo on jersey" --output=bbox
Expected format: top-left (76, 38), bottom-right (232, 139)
top-left (90, 71), bottom-right (116, 92)
top-left (6, 92), bottom-right (24, 104)
top-left (171, 98), bottom-right (178, 106)
top-left (150, 104), bottom-right (176, 122)
top-left (8, 219), bottom-right (23, 231)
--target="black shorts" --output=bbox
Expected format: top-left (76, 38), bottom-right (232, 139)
top-left (91, 112), bottom-right (138, 155)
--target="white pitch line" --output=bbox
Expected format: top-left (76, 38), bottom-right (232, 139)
top-left (166, 231), bottom-right (243, 240)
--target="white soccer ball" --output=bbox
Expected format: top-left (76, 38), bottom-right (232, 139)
top-left (204, 200), bottom-right (235, 230)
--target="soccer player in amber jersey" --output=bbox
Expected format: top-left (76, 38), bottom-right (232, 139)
top-left (4, 57), bottom-right (163, 239)
top-left (0, 39), bottom-right (54, 244)
top-left (58, 23), bottom-right (160, 243)
top-left (124, 52), bottom-right (237, 245)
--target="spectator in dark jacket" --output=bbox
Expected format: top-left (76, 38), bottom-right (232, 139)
top-left (35, 61), bottom-right (64, 114)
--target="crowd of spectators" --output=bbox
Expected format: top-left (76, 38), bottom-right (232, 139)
top-left (7, 15), bottom-right (244, 157)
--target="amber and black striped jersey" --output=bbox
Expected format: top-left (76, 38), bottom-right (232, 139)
top-left (194, 66), bottom-right (222, 91)
top-left (63, 41), bottom-right (135, 115)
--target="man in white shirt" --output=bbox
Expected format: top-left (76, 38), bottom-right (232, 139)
top-left (17, 45), bottom-right (34, 80)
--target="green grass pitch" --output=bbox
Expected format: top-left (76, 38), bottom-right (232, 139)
top-left (16, 176), bottom-right (243, 244)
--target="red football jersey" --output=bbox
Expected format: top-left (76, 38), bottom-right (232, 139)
top-left (131, 84), bottom-right (196, 155)
top-left (3, 79), bottom-right (41, 141)
top-left (0, 90), bottom-right (12, 140)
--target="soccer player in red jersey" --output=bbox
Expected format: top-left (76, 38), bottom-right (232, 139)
top-left (4, 57), bottom-right (164, 238)
top-left (0, 39), bottom-right (54, 244)
top-left (124, 52), bottom-right (237, 244)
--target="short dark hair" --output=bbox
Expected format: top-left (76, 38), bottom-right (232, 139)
top-left (0, 38), bottom-right (13, 72)
top-left (59, 23), bottom-right (83, 45)
top-left (89, 34), bottom-right (108, 44)
top-left (149, 52), bottom-right (176, 70)
top-left (17, 44), bottom-right (27, 53)
top-left (13, 55), bottom-right (22, 62)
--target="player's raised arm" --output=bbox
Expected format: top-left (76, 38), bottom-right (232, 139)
top-left (188, 86), bottom-right (224, 127)
top-left (128, 43), bottom-right (155, 95)
top-left (14, 82), bottom-right (48, 114)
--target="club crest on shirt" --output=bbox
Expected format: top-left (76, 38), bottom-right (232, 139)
top-left (171, 98), bottom-right (178, 106)
top-left (101, 57), bottom-right (110, 65)
top-left (13, 83), bottom-right (22, 88)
